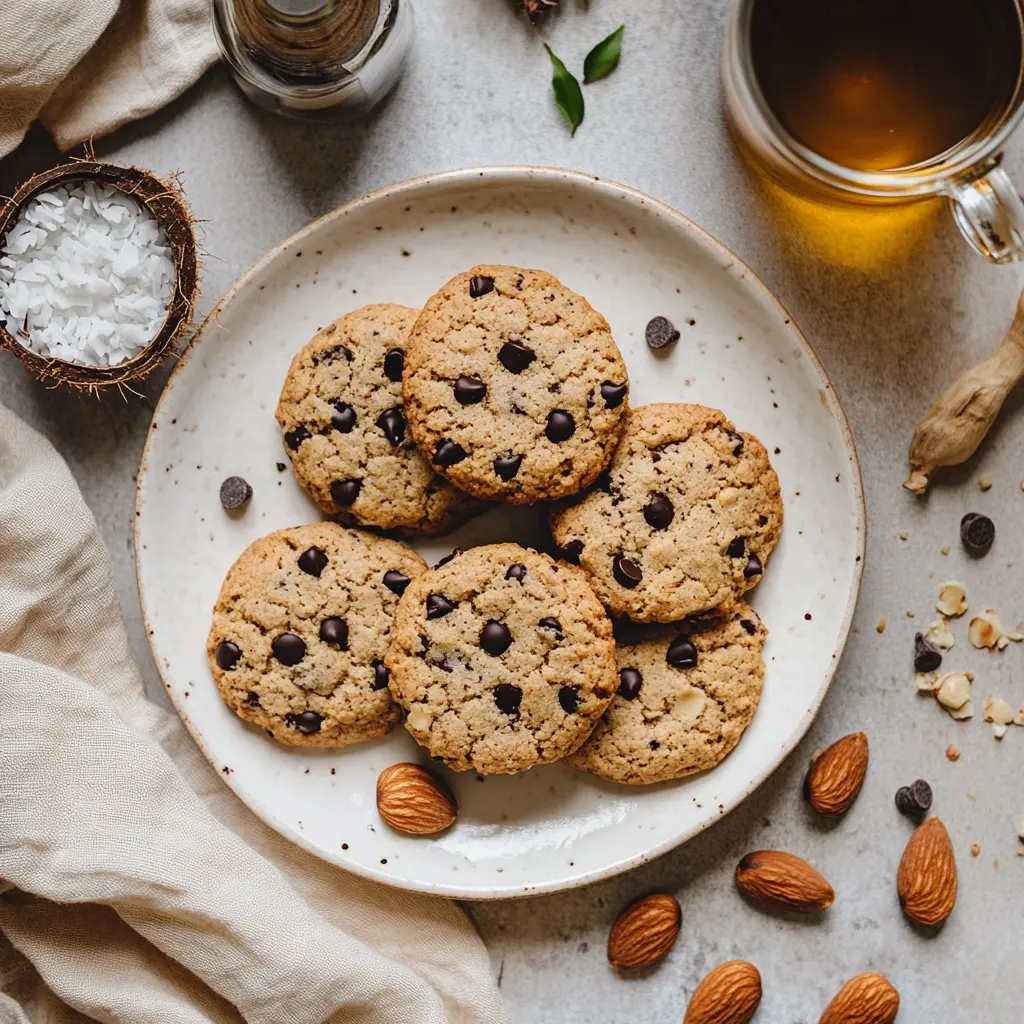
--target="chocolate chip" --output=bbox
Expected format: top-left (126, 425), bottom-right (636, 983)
top-left (960, 512), bottom-right (995, 554)
top-left (666, 635), bottom-right (698, 668)
top-left (498, 341), bottom-right (536, 374)
top-left (559, 539), bottom-right (584, 565)
top-left (433, 439), bottom-right (468, 466)
top-left (595, 687), bottom-right (610, 699)
top-left (286, 710), bottom-right (323, 734)
top-left (558, 686), bottom-right (580, 713)
top-left (219, 476), bottom-right (252, 511)
top-left (546, 410), bottom-right (575, 443)
top-left (276, 462), bottom-right (287, 472)
top-left (744, 553), bottom-right (763, 579)
top-left (272, 632), bottom-right (306, 665)
top-left (382, 570), bottom-right (411, 596)
top-left (376, 406), bottom-right (406, 446)
top-left (505, 563), bottom-right (527, 582)
top-left (618, 667), bottom-right (643, 700)
top-left (216, 641), bottom-right (242, 670)
top-left (494, 455), bottom-right (522, 480)
top-left (433, 549), bottom-right (463, 568)
top-left (726, 536), bottom-right (746, 558)
top-left (331, 402), bottom-right (356, 433)
top-left (454, 375), bottom-right (487, 404)
top-left (895, 779), bottom-right (932, 816)
top-left (245, 690), bottom-right (261, 706)
top-left (643, 492), bottom-right (675, 530)
top-left (331, 478), bottom-right (361, 507)
top-left (727, 430), bottom-right (745, 456)
top-left (371, 659), bottom-right (390, 689)
top-left (285, 426), bottom-right (311, 450)
top-left (913, 632), bottom-right (942, 673)
top-left (314, 344), bottom-right (352, 365)
top-left (480, 620), bottom-right (512, 655)
top-left (298, 546), bottom-right (328, 577)
top-left (613, 554), bottom-right (643, 588)
top-left (595, 470), bottom-right (612, 493)
top-left (539, 617), bottom-right (563, 639)
top-left (493, 683), bottom-right (522, 715)
top-left (383, 348), bottom-right (404, 382)
top-left (319, 617), bottom-right (348, 648)
top-left (469, 275), bottom-right (495, 298)
top-left (740, 619), bottom-right (758, 635)
top-left (600, 381), bottom-right (628, 408)
top-left (645, 316), bottom-right (679, 349)
top-left (426, 594), bottom-right (457, 619)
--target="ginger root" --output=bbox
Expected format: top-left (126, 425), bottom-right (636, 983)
top-left (905, 290), bottom-right (1024, 493)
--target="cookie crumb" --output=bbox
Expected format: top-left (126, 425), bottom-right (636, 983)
top-left (940, 544), bottom-right (951, 556)
top-left (971, 843), bottom-right (981, 857)
top-left (899, 530), bottom-right (909, 541)
top-left (979, 476), bottom-right (994, 491)
top-left (876, 617), bottom-right (887, 634)
top-left (945, 744), bottom-right (961, 761)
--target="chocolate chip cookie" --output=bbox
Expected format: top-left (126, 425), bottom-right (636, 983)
top-left (207, 523), bottom-right (426, 748)
top-left (550, 404), bottom-right (783, 622)
top-left (402, 265), bottom-right (630, 504)
top-left (565, 603), bottom-right (767, 784)
top-left (276, 304), bottom-right (479, 535)
top-left (385, 543), bottom-right (618, 774)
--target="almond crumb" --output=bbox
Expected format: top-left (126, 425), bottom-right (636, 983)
top-left (876, 617), bottom-right (887, 634)
top-left (926, 618), bottom-right (956, 650)
top-left (970, 608), bottom-right (1009, 650)
top-left (971, 843), bottom-right (981, 857)
top-left (979, 476), bottom-right (993, 491)
top-left (899, 530), bottom-right (909, 541)
top-left (936, 672), bottom-right (972, 712)
top-left (945, 744), bottom-right (961, 761)
top-left (984, 696), bottom-right (1014, 740)
top-left (937, 581), bottom-right (968, 617)
top-left (906, 610), bottom-right (915, 618)
top-left (940, 545), bottom-right (951, 556)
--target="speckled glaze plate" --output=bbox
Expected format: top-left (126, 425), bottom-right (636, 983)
top-left (136, 167), bottom-right (864, 899)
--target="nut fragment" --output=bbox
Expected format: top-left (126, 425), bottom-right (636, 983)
top-left (735, 850), bottom-right (834, 913)
top-left (945, 744), bottom-right (961, 761)
top-left (819, 972), bottom-right (900, 1024)
top-left (897, 817), bottom-right (958, 926)
top-left (375, 763), bottom-right (457, 835)
top-left (915, 672), bottom-right (939, 693)
top-left (971, 843), bottom-right (981, 857)
top-left (969, 608), bottom-right (1009, 650)
top-left (936, 581), bottom-right (967, 617)
top-left (406, 705), bottom-right (432, 732)
top-left (803, 732), bottom-right (869, 818)
top-left (983, 695), bottom-right (1014, 739)
top-left (718, 486), bottom-right (740, 507)
top-left (935, 672), bottom-right (971, 711)
top-left (607, 892), bottom-right (681, 968)
top-left (684, 960), bottom-right (762, 1024)
top-left (875, 617), bottom-right (887, 634)
top-left (925, 618), bottom-right (955, 650)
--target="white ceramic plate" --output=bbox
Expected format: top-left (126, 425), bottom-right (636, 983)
top-left (136, 167), bottom-right (864, 899)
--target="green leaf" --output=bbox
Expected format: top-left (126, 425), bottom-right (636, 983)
top-left (583, 25), bottom-right (624, 84)
top-left (544, 44), bottom-right (584, 136)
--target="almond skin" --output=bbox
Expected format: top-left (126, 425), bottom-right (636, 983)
top-left (607, 892), bottom-right (681, 968)
top-left (819, 972), bottom-right (900, 1024)
top-left (898, 816), bottom-right (957, 926)
top-left (735, 850), bottom-right (835, 913)
top-left (803, 732), bottom-right (869, 817)
top-left (375, 763), bottom-right (457, 835)
top-left (684, 960), bottom-right (762, 1024)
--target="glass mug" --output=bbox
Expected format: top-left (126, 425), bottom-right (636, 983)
top-left (723, 0), bottom-right (1024, 262)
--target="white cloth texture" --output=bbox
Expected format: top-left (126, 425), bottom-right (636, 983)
top-left (0, 402), bottom-right (509, 1024)
top-left (0, 0), bottom-right (218, 159)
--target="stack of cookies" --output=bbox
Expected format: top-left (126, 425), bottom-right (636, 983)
top-left (207, 264), bottom-right (783, 785)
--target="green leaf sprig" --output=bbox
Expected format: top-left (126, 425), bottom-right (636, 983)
top-left (545, 26), bottom-right (624, 136)
top-left (583, 25), bottom-right (624, 84)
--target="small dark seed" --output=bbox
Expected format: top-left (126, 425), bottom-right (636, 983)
top-left (331, 402), bottom-right (356, 433)
top-left (960, 512), bottom-right (995, 554)
top-left (219, 476), bottom-right (252, 511)
top-left (618, 667), bottom-right (643, 700)
top-left (469, 275), bottom-right (495, 298)
top-left (600, 381), bottom-right (628, 408)
top-left (613, 554), bottom-right (643, 588)
top-left (287, 710), bottom-right (323, 734)
top-left (216, 641), bottom-right (242, 670)
top-left (426, 594), bottom-right (457, 619)
top-left (382, 570), bottom-right (411, 596)
top-left (383, 348), bottom-right (404, 382)
top-left (645, 315), bottom-right (680, 350)
top-left (643, 492), bottom-right (675, 531)
top-left (494, 455), bottom-right (523, 481)
top-left (666, 635), bottom-right (698, 668)
top-left (331, 478), bottom-right (361, 507)
top-left (284, 425), bottom-right (311, 450)
top-left (726, 536), bottom-right (746, 558)
top-left (558, 686), bottom-right (580, 713)
top-left (913, 632), bottom-right (942, 674)
top-left (493, 683), bottom-right (522, 715)
top-left (434, 439), bottom-right (468, 466)
top-left (498, 341), bottom-right (536, 374)
top-left (506, 563), bottom-right (527, 582)
top-left (319, 617), bottom-right (348, 649)
top-left (376, 406), bottom-right (406, 446)
top-left (272, 632), bottom-right (306, 665)
top-left (480, 620), bottom-right (513, 655)
top-left (298, 546), bottom-right (328, 577)
top-left (371, 659), bottom-right (390, 690)
top-left (743, 553), bottom-right (763, 579)
top-left (454, 375), bottom-right (487, 404)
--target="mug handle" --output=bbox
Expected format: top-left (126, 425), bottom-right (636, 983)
top-left (948, 159), bottom-right (1024, 264)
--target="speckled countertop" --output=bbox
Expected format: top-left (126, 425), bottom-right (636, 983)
top-left (2, 2), bottom-right (1023, 1021)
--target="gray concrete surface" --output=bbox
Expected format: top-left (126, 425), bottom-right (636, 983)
top-left (3, 1), bottom-right (1024, 1020)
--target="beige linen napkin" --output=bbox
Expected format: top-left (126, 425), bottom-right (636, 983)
top-left (0, 402), bottom-right (508, 1024)
top-left (0, 0), bottom-right (218, 159)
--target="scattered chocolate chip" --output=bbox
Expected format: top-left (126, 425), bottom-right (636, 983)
top-left (245, 690), bottom-right (261, 707)
top-left (913, 632), bottom-right (942, 674)
top-left (298, 546), bottom-right (328, 577)
top-left (645, 316), bottom-right (680, 350)
top-left (649, 740), bottom-right (661, 750)
top-left (331, 478), bottom-right (362, 507)
top-left (514, 273), bottom-right (524, 290)
top-left (285, 426), bottom-right (311, 450)
top-left (960, 512), bottom-right (995, 554)
top-left (319, 617), bottom-right (348, 648)
top-left (314, 344), bottom-right (352, 365)
top-left (287, 710), bottom-right (323, 734)
top-left (371, 659), bottom-right (390, 689)
top-left (558, 686), bottom-right (580, 713)
top-left (216, 641), bottom-right (242, 670)
top-left (618, 667), bottom-right (643, 700)
top-left (219, 475), bottom-right (252, 511)
top-left (643, 492), bottom-right (675, 530)
top-left (426, 594), bottom-right (457, 619)
top-left (666, 635), bottom-right (698, 668)
top-left (595, 687), bottom-right (610, 699)
top-left (498, 341), bottom-right (536, 374)
top-left (433, 549), bottom-right (463, 568)
top-left (494, 454), bottom-right (523, 480)
top-left (276, 462), bottom-right (287, 472)
top-left (895, 779), bottom-right (933, 816)
top-left (740, 619), bottom-right (758, 636)
top-left (595, 470), bottom-right (613, 492)
top-left (600, 381), bottom-right (628, 408)
top-left (272, 632), bottom-right (306, 665)
top-left (727, 430), bottom-right (745, 457)
top-left (376, 406), bottom-right (406, 446)
top-left (433, 439), bottom-right (468, 466)
top-left (505, 563), bottom-right (527, 582)
top-left (726, 536), bottom-right (746, 558)
top-left (613, 554), bottom-right (643, 588)
top-left (331, 403), bottom-right (356, 432)
top-left (546, 410), bottom-right (576, 443)
top-left (383, 348), bottom-right (404, 382)
top-left (493, 683), bottom-right (522, 715)
top-left (480, 620), bottom-right (513, 655)
top-left (469, 275), bottom-right (495, 298)
top-left (539, 617), bottom-right (563, 639)
top-left (758, 514), bottom-right (769, 526)
top-left (744, 553), bottom-right (763, 578)
top-left (417, 635), bottom-right (431, 657)
top-left (454, 375), bottom-right (487, 404)
top-left (559, 539), bottom-right (584, 565)
top-left (382, 570), bottom-right (411, 596)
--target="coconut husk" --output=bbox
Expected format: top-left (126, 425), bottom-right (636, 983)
top-left (0, 160), bottom-right (199, 394)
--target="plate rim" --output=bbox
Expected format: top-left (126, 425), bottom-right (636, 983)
top-left (134, 165), bottom-right (866, 899)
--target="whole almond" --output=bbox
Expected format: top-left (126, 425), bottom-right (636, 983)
top-left (803, 732), bottom-right (869, 817)
top-left (607, 892), bottom-right (681, 968)
top-left (897, 816), bottom-right (957, 925)
top-left (376, 763), bottom-right (457, 835)
top-left (819, 972), bottom-right (900, 1024)
top-left (684, 960), bottom-right (762, 1024)
top-left (735, 850), bottom-right (835, 913)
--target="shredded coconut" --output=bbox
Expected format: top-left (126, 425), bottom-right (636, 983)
top-left (0, 182), bottom-right (175, 367)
